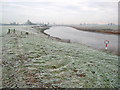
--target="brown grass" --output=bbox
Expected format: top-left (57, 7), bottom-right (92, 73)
top-left (71, 26), bottom-right (120, 35)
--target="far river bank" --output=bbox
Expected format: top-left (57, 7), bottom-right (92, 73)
top-left (69, 25), bottom-right (120, 35)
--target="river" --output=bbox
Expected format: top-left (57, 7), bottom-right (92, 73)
top-left (45, 26), bottom-right (118, 55)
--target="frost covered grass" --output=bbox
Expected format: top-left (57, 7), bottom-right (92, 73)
top-left (2, 26), bottom-right (118, 88)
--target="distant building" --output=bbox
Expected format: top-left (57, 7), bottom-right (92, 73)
top-left (47, 22), bottom-right (49, 25)
top-left (108, 23), bottom-right (115, 25)
top-left (25, 20), bottom-right (36, 25)
top-left (10, 22), bottom-right (17, 25)
top-left (17, 22), bottom-right (19, 25)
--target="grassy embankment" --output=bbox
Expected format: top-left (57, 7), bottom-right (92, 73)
top-left (2, 26), bottom-right (118, 88)
top-left (70, 25), bottom-right (120, 35)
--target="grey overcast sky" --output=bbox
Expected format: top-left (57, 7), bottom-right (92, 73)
top-left (0, 0), bottom-right (119, 24)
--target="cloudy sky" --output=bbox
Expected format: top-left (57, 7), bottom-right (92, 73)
top-left (0, 0), bottom-right (119, 24)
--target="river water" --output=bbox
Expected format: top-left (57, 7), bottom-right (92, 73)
top-left (45, 26), bottom-right (118, 55)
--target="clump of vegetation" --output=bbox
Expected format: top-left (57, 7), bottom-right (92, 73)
top-left (25, 32), bottom-right (29, 35)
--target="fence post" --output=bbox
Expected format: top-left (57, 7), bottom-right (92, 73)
top-left (7, 29), bottom-right (10, 34)
top-left (21, 31), bottom-right (22, 35)
top-left (13, 29), bottom-right (15, 33)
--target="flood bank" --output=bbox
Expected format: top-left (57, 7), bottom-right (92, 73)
top-left (70, 26), bottom-right (120, 35)
top-left (2, 25), bottom-right (118, 88)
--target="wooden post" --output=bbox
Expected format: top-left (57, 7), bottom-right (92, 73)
top-left (7, 29), bottom-right (10, 34)
top-left (13, 29), bottom-right (15, 33)
top-left (21, 31), bottom-right (22, 35)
